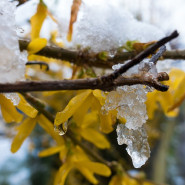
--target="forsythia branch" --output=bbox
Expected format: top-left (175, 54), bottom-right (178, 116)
top-left (0, 72), bottom-right (169, 93)
top-left (0, 31), bottom-right (173, 93)
top-left (0, 31), bottom-right (176, 93)
top-left (18, 31), bottom-right (182, 69)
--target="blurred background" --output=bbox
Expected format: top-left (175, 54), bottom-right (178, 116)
top-left (1, 0), bottom-right (185, 184)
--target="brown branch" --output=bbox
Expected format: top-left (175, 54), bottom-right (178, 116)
top-left (104, 30), bottom-right (178, 81)
top-left (1, 31), bottom-right (178, 93)
top-left (19, 31), bottom-right (182, 69)
top-left (26, 61), bottom-right (49, 70)
top-left (163, 49), bottom-right (185, 60)
top-left (0, 72), bottom-right (169, 93)
top-left (0, 30), bottom-right (174, 94)
top-left (16, 0), bottom-right (30, 6)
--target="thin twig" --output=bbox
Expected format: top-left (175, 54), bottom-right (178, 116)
top-left (104, 30), bottom-right (178, 81)
top-left (26, 61), bottom-right (49, 71)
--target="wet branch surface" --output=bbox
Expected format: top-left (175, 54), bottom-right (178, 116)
top-left (0, 31), bottom-right (178, 93)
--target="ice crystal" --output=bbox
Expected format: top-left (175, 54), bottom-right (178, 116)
top-left (103, 85), bottom-right (148, 130)
top-left (116, 124), bottom-right (150, 168)
top-left (0, 0), bottom-right (27, 105)
top-left (112, 59), bottom-right (158, 79)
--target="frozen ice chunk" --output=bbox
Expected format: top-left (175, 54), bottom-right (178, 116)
top-left (113, 59), bottom-right (158, 78)
top-left (103, 85), bottom-right (148, 130)
top-left (59, 0), bottom-right (164, 52)
top-left (139, 59), bottom-right (158, 78)
top-left (116, 124), bottom-right (150, 168)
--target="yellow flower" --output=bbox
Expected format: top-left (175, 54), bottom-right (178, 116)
top-left (0, 94), bottom-right (38, 123)
top-left (54, 146), bottom-right (111, 185)
top-left (0, 94), bottom-right (23, 123)
top-left (54, 90), bottom-right (116, 134)
top-left (109, 174), bottom-right (155, 185)
top-left (146, 68), bottom-right (185, 119)
top-left (30, 1), bottom-right (48, 40)
top-left (72, 110), bottom-right (110, 149)
top-left (39, 143), bottom-right (111, 185)
top-left (11, 114), bottom-right (63, 153)
top-left (109, 174), bottom-right (125, 185)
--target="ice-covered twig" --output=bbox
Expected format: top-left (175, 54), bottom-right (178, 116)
top-left (102, 30), bottom-right (178, 81)
top-left (149, 46), bottom-right (166, 64)
top-left (115, 72), bottom-right (169, 92)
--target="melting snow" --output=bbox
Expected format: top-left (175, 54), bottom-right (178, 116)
top-left (103, 56), bottom-right (160, 167)
top-left (116, 124), bottom-right (150, 168)
top-left (59, 0), bottom-right (164, 52)
top-left (103, 85), bottom-right (148, 130)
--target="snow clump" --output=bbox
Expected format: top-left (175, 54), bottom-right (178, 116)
top-left (59, 0), bottom-right (164, 52)
top-left (0, 0), bottom-right (27, 104)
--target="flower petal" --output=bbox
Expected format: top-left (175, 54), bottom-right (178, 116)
top-left (80, 128), bottom-right (110, 149)
top-left (27, 38), bottom-right (47, 55)
top-left (54, 90), bottom-right (92, 126)
top-left (11, 117), bottom-right (37, 153)
top-left (99, 112), bottom-right (114, 134)
top-left (38, 114), bottom-right (63, 145)
top-left (54, 163), bottom-right (73, 185)
top-left (76, 165), bottom-right (98, 184)
top-left (39, 146), bottom-right (63, 157)
top-left (0, 94), bottom-right (23, 123)
top-left (17, 95), bottom-right (38, 118)
top-left (30, 2), bottom-right (47, 40)
top-left (77, 161), bottom-right (111, 177)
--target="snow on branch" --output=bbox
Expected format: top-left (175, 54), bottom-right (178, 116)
top-left (19, 37), bottom-right (185, 69)
top-left (0, 31), bottom-right (178, 93)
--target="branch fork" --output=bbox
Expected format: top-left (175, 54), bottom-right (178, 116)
top-left (0, 30), bottom-right (179, 93)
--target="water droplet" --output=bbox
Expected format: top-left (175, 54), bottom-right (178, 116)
top-left (54, 122), bottom-right (68, 136)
